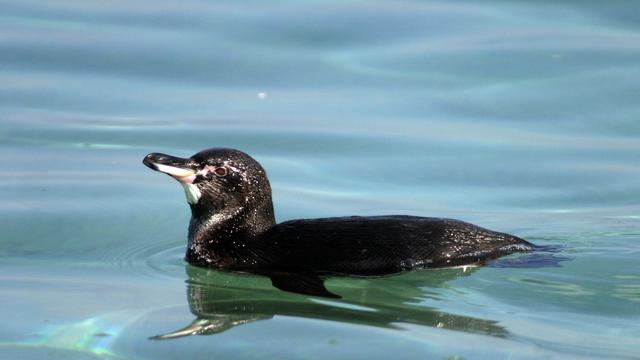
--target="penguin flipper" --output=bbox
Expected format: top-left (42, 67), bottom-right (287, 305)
top-left (268, 273), bottom-right (341, 299)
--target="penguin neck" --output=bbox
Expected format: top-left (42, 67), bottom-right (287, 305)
top-left (185, 200), bottom-right (275, 268)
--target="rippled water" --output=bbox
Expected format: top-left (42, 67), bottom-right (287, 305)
top-left (1, 1), bottom-right (640, 359)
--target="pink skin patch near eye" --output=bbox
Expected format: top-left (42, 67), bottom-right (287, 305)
top-left (190, 165), bottom-right (221, 180)
top-left (168, 165), bottom-right (227, 184)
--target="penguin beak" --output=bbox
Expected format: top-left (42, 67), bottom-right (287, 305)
top-left (143, 153), bottom-right (197, 183)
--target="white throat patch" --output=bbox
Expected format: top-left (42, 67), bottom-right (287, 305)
top-left (181, 183), bottom-right (201, 204)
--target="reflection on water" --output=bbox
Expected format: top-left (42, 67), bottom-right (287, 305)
top-left (152, 265), bottom-right (507, 339)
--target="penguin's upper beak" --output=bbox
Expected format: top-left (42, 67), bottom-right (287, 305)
top-left (143, 153), bottom-right (197, 183)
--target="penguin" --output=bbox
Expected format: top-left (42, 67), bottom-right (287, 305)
top-left (143, 148), bottom-right (533, 298)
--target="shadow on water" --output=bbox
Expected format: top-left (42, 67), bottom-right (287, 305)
top-left (150, 265), bottom-right (509, 340)
top-left (487, 244), bottom-right (570, 268)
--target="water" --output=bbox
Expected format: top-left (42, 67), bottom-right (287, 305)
top-left (1, 0), bottom-right (639, 359)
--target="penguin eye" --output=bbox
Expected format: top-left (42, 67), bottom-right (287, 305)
top-left (213, 167), bottom-right (227, 177)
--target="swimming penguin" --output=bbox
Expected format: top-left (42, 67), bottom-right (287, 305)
top-left (143, 148), bottom-right (533, 298)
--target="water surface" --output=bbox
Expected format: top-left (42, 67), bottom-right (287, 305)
top-left (1, 1), bottom-right (639, 359)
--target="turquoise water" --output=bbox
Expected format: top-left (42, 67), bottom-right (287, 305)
top-left (1, 0), bottom-right (640, 358)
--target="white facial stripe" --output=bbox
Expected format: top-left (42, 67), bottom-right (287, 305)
top-left (154, 163), bottom-right (196, 178)
top-left (181, 182), bottom-right (201, 204)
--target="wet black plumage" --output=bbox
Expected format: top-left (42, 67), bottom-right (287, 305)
top-left (256, 216), bottom-right (530, 275)
top-left (143, 148), bottom-right (533, 297)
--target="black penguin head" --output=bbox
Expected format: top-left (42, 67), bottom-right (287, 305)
top-left (143, 148), bottom-right (274, 223)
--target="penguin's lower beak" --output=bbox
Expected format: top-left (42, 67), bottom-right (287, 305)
top-left (143, 153), bottom-right (197, 183)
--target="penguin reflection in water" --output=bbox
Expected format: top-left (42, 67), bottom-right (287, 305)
top-left (150, 265), bottom-right (507, 340)
top-left (143, 148), bottom-right (535, 298)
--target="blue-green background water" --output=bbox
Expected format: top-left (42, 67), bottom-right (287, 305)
top-left (1, 1), bottom-right (639, 359)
